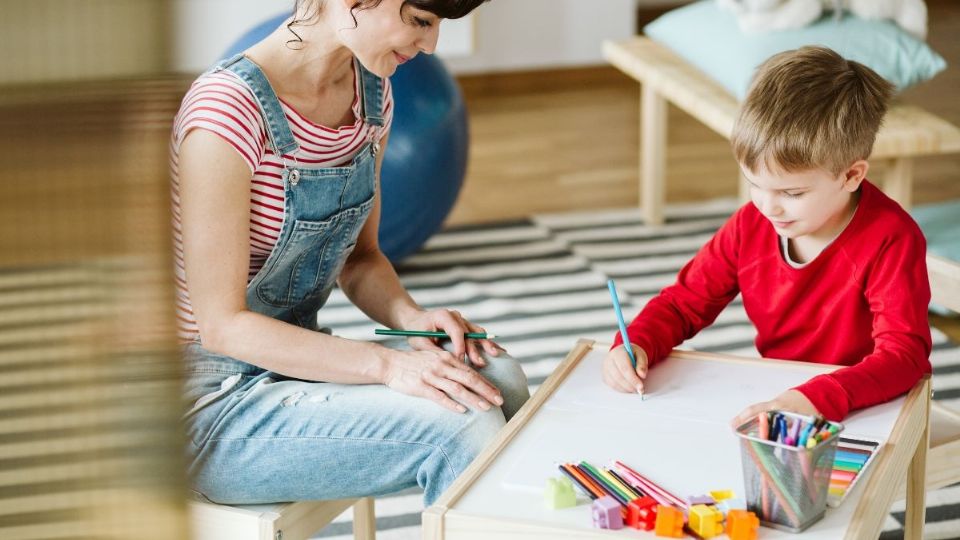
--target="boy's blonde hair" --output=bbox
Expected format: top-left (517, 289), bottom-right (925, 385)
top-left (731, 46), bottom-right (894, 176)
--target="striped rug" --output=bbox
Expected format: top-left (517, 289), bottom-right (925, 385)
top-left (317, 199), bottom-right (960, 540)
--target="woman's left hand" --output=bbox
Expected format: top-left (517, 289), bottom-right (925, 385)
top-left (730, 389), bottom-right (820, 429)
top-left (402, 309), bottom-right (500, 367)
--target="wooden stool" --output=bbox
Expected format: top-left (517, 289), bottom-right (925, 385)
top-left (603, 36), bottom-right (960, 225)
top-left (189, 498), bottom-right (376, 540)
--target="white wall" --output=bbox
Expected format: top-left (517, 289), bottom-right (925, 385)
top-left (171, 0), bottom-right (644, 75)
top-left (444, 0), bottom-right (638, 74)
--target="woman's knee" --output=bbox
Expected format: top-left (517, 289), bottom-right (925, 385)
top-left (480, 353), bottom-right (530, 420)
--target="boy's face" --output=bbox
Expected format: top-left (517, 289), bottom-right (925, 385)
top-left (741, 161), bottom-right (866, 242)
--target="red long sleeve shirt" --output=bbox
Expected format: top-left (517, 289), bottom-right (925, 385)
top-left (613, 181), bottom-right (932, 420)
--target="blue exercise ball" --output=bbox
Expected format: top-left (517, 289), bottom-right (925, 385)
top-left (222, 15), bottom-right (469, 263)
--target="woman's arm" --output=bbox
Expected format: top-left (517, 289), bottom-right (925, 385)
top-left (178, 129), bottom-right (387, 383)
top-left (179, 130), bottom-right (502, 412)
top-left (338, 132), bottom-right (499, 365)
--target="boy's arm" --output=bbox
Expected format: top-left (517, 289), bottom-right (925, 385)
top-left (794, 233), bottom-right (933, 420)
top-left (613, 210), bottom-right (743, 366)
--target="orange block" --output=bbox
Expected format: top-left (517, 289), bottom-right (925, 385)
top-left (654, 505), bottom-right (684, 538)
top-left (726, 509), bottom-right (760, 540)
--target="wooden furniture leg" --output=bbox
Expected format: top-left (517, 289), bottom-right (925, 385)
top-left (904, 383), bottom-right (931, 540)
top-left (352, 497), bottom-right (376, 540)
top-left (881, 157), bottom-right (914, 210)
top-left (641, 84), bottom-right (667, 226)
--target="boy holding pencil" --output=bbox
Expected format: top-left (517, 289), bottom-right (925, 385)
top-left (601, 46), bottom-right (932, 423)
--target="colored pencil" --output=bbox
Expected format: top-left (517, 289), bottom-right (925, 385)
top-left (561, 463), bottom-right (605, 500)
top-left (582, 462), bottom-right (636, 503)
top-left (613, 461), bottom-right (686, 509)
top-left (607, 278), bottom-right (644, 399)
top-left (576, 463), bottom-right (630, 507)
top-left (608, 469), bottom-right (642, 499)
top-left (557, 464), bottom-right (597, 500)
top-left (374, 328), bottom-right (496, 340)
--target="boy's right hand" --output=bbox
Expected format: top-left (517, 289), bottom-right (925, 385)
top-left (602, 343), bottom-right (649, 394)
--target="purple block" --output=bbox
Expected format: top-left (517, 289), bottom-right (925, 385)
top-left (591, 496), bottom-right (624, 530)
top-left (687, 494), bottom-right (716, 506)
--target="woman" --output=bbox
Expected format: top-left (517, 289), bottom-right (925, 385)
top-left (172, 0), bottom-right (529, 506)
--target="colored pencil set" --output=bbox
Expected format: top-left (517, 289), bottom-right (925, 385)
top-left (557, 460), bottom-right (685, 511)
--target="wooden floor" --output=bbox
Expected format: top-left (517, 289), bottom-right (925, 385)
top-left (451, 0), bottom-right (960, 225)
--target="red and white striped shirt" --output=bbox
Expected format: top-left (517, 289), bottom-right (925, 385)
top-left (169, 65), bottom-right (393, 342)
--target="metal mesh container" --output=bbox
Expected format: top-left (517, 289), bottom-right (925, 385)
top-left (735, 411), bottom-right (843, 533)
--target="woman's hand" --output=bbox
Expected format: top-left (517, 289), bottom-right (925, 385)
top-left (601, 343), bottom-right (649, 394)
top-left (382, 348), bottom-right (504, 413)
top-left (401, 309), bottom-right (500, 367)
top-left (730, 389), bottom-right (819, 429)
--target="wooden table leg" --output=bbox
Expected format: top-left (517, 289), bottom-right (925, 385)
top-left (881, 157), bottom-right (914, 210)
top-left (904, 390), bottom-right (931, 540)
top-left (641, 84), bottom-right (667, 226)
top-left (352, 497), bottom-right (376, 540)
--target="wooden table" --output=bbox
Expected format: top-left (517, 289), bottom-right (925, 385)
top-left (603, 36), bottom-right (960, 225)
top-left (423, 341), bottom-right (931, 539)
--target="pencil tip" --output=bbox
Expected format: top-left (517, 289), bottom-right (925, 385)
top-left (485, 333), bottom-right (497, 339)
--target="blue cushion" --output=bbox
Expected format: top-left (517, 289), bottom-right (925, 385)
top-left (644, 0), bottom-right (947, 100)
top-left (912, 200), bottom-right (960, 315)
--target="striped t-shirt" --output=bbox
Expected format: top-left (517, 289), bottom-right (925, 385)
top-left (169, 62), bottom-right (393, 342)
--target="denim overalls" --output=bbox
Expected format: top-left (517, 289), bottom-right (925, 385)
top-left (181, 55), bottom-right (530, 507)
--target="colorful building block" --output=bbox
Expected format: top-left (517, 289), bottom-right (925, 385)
top-left (717, 497), bottom-right (747, 516)
top-left (687, 494), bottom-right (716, 506)
top-left (726, 509), bottom-right (760, 540)
top-left (654, 505), bottom-right (684, 538)
top-left (591, 496), bottom-right (623, 530)
top-left (544, 477), bottom-right (576, 509)
top-left (709, 489), bottom-right (735, 501)
top-left (688, 504), bottom-right (724, 538)
top-left (626, 495), bottom-right (658, 530)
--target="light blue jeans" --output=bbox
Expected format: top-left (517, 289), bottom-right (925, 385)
top-left (182, 342), bottom-right (529, 506)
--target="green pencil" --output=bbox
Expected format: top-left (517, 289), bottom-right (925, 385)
top-left (374, 328), bottom-right (497, 340)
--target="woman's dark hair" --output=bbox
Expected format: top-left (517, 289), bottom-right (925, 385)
top-left (287, 0), bottom-right (488, 48)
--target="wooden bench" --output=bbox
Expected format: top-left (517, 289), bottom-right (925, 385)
top-left (189, 497), bottom-right (375, 540)
top-left (603, 36), bottom-right (960, 225)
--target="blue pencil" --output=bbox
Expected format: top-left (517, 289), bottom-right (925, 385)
top-left (607, 279), bottom-right (644, 398)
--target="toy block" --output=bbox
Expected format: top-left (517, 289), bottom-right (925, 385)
top-left (688, 504), bottom-right (724, 538)
top-left (626, 495), bottom-right (658, 530)
top-left (687, 494), bottom-right (716, 506)
top-left (726, 509), bottom-right (760, 540)
top-left (709, 489), bottom-right (735, 501)
top-left (716, 498), bottom-right (747, 516)
top-left (591, 496), bottom-right (623, 530)
top-left (544, 477), bottom-right (576, 509)
top-left (654, 505), bottom-right (684, 538)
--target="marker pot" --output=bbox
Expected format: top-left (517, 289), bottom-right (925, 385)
top-left (735, 411), bottom-right (843, 533)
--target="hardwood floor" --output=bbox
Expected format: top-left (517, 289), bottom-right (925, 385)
top-left (450, 0), bottom-right (960, 342)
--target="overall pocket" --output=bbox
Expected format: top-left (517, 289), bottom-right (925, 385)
top-left (254, 217), bottom-right (338, 307)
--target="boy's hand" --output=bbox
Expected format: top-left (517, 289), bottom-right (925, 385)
top-left (731, 389), bottom-right (819, 429)
top-left (602, 343), bottom-right (648, 394)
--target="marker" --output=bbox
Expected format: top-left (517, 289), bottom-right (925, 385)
top-left (374, 329), bottom-right (496, 340)
top-left (607, 279), bottom-right (644, 398)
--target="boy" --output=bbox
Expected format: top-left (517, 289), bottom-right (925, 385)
top-left (602, 46), bottom-right (932, 423)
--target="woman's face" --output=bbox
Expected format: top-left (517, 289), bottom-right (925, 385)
top-left (335, 0), bottom-right (441, 77)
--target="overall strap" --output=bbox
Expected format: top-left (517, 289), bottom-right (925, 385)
top-left (217, 55), bottom-right (300, 160)
top-left (356, 61), bottom-right (385, 127)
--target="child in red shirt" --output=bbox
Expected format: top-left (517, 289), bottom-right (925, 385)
top-left (602, 46), bottom-right (932, 422)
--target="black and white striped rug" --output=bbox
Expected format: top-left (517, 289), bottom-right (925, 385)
top-left (317, 199), bottom-right (960, 540)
